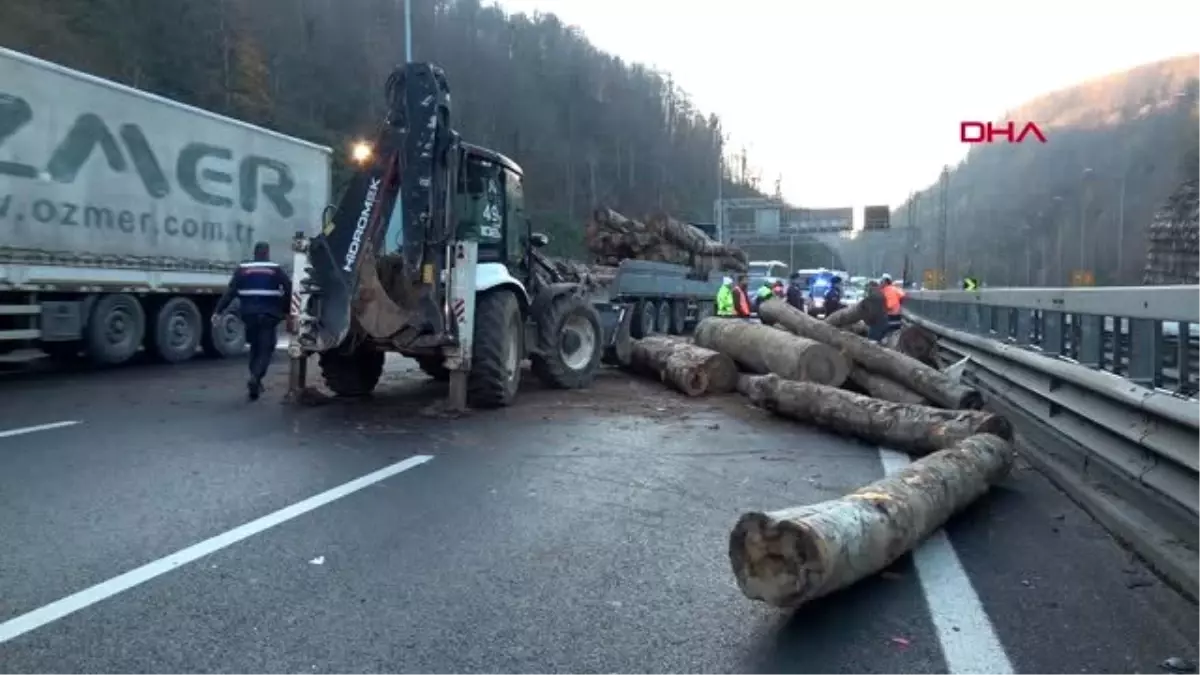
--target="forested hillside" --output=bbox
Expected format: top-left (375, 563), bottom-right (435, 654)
top-left (840, 54), bottom-right (1199, 287)
top-left (0, 0), bottom-right (764, 257)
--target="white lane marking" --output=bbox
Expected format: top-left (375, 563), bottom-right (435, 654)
top-left (0, 454), bottom-right (434, 645)
top-left (878, 447), bottom-right (1014, 675)
top-left (0, 420), bottom-right (82, 439)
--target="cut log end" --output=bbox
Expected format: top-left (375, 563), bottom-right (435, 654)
top-left (730, 433), bottom-right (1014, 608)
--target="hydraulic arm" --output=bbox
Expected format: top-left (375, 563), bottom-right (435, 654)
top-left (298, 62), bottom-right (456, 353)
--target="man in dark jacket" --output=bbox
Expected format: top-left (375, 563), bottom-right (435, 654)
top-left (785, 272), bottom-right (806, 312)
top-left (213, 241), bottom-right (293, 400)
top-left (824, 275), bottom-right (845, 314)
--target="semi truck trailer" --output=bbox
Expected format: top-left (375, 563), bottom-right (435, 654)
top-left (0, 46), bottom-right (331, 366)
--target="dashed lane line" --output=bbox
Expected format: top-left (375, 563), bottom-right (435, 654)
top-left (878, 447), bottom-right (1015, 675)
top-left (0, 420), bottom-right (82, 439)
top-left (0, 454), bottom-right (435, 645)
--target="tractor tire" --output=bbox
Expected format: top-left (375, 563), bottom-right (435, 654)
top-left (416, 355), bottom-right (450, 381)
top-left (531, 292), bottom-right (603, 389)
top-left (319, 344), bottom-right (385, 397)
top-left (467, 290), bottom-right (523, 408)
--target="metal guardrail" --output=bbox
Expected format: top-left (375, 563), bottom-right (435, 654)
top-left (903, 285), bottom-right (1199, 597)
top-left (906, 286), bottom-right (1199, 396)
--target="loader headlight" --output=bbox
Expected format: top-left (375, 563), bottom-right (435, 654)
top-left (351, 141), bottom-right (373, 164)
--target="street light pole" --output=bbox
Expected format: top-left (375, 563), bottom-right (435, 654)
top-left (404, 0), bottom-right (413, 62)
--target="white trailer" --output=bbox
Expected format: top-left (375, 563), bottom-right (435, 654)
top-left (0, 46), bottom-right (332, 365)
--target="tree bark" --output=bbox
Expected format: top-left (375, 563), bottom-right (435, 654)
top-left (847, 367), bottom-right (928, 405)
top-left (694, 318), bottom-right (849, 387)
top-left (728, 433), bottom-right (1014, 608)
top-left (825, 289), bottom-right (885, 328)
top-left (882, 324), bottom-right (939, 368)
top-left (628, 335), bottom-right (738, 395)
top-left (758, 298), bottom-right (982, 410)
top-left (739, 373), bottom-right (1010, 454)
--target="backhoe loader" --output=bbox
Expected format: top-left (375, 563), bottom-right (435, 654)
top-left (286, 62), bottom-right (621, 409)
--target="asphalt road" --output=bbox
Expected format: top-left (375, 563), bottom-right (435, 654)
top-left (0, 352), bottom-right (1196, 673)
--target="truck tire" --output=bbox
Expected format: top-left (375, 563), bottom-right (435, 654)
top-left (468, 289), bottom-right (523, 408)
top-left (320, 345), bottom-right (384, 396)
top-left (655, 300), bottom-right (671, 335)
top-left (531, 292), bottom-right (603, 389)
top-left (85, 294), bottom-right (146, 366)
top-left (202, 313), bottom-right (246, 358)
top-left (416, 355), bottom-right (450, 381)
top-left (695, 300), bottom-right (714, 325)
top-left (669, 299), bottom-right (688, 335)
top-left (150, 297), bottom-right (202, 363)
top-left (631, 299), bottom-right (656, 338)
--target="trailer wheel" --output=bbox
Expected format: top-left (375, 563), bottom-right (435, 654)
top-left (631, 299), bottom-right (656, 338)
top-left (85, 294), bottom-right (145, 366)
top-left (149, 297), bottom-right (202, 363)
top-left (468, 289), bottom-right (523, 408)
top-left (694, 300), bottom-right (714, 325)
top-left (655, 301), bottom-right (671, 335)
top-left (531, 292), bottom-right (602, 389)
top-left (416, 356), bottom-right (450, 381)
top-left (320, 344), bottom-right (384, 397)
top-left (202, 313), bottom-right (246, 358)
top-left (669, 299), bottom-right (688, 335)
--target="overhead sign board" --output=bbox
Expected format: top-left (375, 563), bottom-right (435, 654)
top-left (864, 205), bottom-right (891, 231)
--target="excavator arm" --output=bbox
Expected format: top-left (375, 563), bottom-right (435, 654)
top-left (298, 62), bottom-right (456, 353)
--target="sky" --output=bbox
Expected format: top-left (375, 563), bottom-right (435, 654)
top-left (495, 0), bottom-right (1198, 212)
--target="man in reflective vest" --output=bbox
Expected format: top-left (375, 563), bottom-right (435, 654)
top-left (732, 275), bottom-right (752, 318)
top-left (213, 241), bottom-right (293, 400)
top-left (716, 277), bottom-right (735, 317)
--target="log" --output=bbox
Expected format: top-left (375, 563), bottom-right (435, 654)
top-left (847, 367), bottom-right (928, 405)
top-left (694, 317), bottom-right (849, 387)
top-left (758, 298), bottom-right (982, 410)
top-left (825, 288), bottom-right (886, 329)
top-left (628, 335), bottom-right (738, 396)
top-left (883, 324), bottom-right (939, 368)
top-left (728, 433), bottom-right (1014, 608)
top-left (738, 373), bottom-right (1010, 454)
top-left (645, 211), bottom-right (749, 265)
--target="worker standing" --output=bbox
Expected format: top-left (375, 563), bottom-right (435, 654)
top-left (732, 275), bottom-right (752, 318)
top-left (716, 276), bottom-right (735, 317)
top-left (877, 273), bottom-right (906, 340)
top-left (824, 275), bottom-right (845, 314)
top-left (753, 279), bottom-right (773, 313)
top-left (212, 241), bottom-right (293, 400)
top-left (785, 272), bottom-right (806, 312)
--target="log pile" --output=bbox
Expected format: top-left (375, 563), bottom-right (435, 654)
top-left (612, 279), bottom-right (1012, 612)
top-left (586, 206), bottom-right (748, 273)
top-left (1143, 178), bottom-right (1199, 285)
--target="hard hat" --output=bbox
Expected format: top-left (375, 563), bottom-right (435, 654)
top-left (722, 276), bottom-right (733, 285)
top-left (880, 273), bottom-right (892, 282)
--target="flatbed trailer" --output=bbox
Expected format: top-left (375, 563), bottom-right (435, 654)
top-left (589, 259), bottom-right (721, 338)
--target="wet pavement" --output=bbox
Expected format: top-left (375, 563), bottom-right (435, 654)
top-left (0, 353), bottom-right (1196, 673)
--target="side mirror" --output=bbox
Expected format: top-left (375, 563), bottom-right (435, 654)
top-left (530, 232), bottom-right (550, 248)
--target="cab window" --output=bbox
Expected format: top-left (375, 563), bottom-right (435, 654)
top-left (456, 156), bottom-right (504, 261)
top-left (504, 169), bottom-right (525, 262)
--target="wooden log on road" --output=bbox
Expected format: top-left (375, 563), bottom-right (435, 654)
top-left (883, 324), bottom-right (940, 368)
top-left (738, 373), bottom-right (1010, 455)
top-left (825, 288), bottom-right (886, 329)
top-left (847, 367), bottom-right (928, 405)
top-left (729, 433), bottom-right (1014, 608)
top-left (629, 335), bottom-right (738, 396)
top-left (758, 298), bottom-right (982, 410)
top-left (694, 317), bottom-right (849, 387)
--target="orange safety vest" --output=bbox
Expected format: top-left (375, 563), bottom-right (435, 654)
top-left (733, 286), bottom-right (751, 317)
top-left (882, 285), bottom-right (905, 315)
